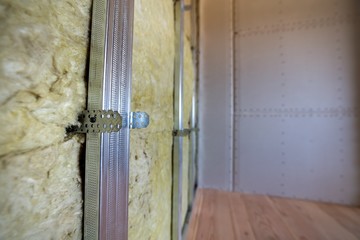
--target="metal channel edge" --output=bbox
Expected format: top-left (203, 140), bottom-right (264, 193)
top-left (172, 0), bottom-right (185, 239)
top-left (84, 0), bottom-right (134, 239)
top-left (188, 0), bottom-right (199, 216)
top-left (182, 0), bottom-right (200, 238)
top-left (84, 0), bottom-right (107, 238)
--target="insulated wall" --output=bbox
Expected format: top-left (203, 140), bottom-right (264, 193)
top-left (234, 0), bottom-right (360, 205)
top-left (130, 1), bottom-right (194, 239)
top-left (0, 0), bottom-right (194, 239)
top-left (129, 0), bottom-right (174, 239)
top-left (0, 1), bottom-right (90, 239)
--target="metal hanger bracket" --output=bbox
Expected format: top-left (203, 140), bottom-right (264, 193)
top-left (77, 110), bottom-right (123, 133)
top-left (74, 110), bottom-right (149, 134)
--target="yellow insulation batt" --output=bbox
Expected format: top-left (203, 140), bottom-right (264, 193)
top-left (0, 0), bottom-right (91, 239)
top-left (129, 0), bottom-right (174, 239)
top-left (130, 0), bottom-right (194, 238)
top-left (0, 0), bottom-right (194, 239)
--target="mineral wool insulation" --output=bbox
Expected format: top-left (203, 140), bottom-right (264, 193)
top-left (0, 0), bottom-right (194, 239)
top-left (0, 0), bottom-right (90, 239)
top-left (130, 0), bottom-right (194, 239)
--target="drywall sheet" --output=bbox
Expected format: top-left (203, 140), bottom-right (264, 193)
top-left (234, 0), bottom-right (360, 205)
top-left (198, 0), bottom-right (234, 190)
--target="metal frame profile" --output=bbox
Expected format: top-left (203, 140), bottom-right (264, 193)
top-left (84, 0), bottom-right (134, 239)
top-left (172, 0), bottom-right (199, 239)
top-left (172, 0), bottom-right (185, 239)
top-left (188, 0), bottom-right (199, 220)
top-left (184, 0), bottom-right (199, 236)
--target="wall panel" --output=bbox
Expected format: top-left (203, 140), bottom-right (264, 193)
top-left (198, 0), bottom-right (234, 190)
top-left (234, 0), bottom-right (360, 205)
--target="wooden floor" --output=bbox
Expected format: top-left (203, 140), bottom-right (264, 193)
top-left (187, 189), bottom-right (360, 240)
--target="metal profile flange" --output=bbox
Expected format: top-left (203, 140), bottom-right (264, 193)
top-left (78, 110), bottom-right (122, 133)
top-left (130, 111), bottom-right (150, 129)
top-left (173, 0), bottom-right (184, 239)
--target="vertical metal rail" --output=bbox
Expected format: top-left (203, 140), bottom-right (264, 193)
top-left (187, 0), bottom-right (199, 213)
top-left (172, 0), bottom-right (185, 239)
top-left (181, 0), bottom-right (199, 238)
top-left (84, 0), bottom-right (134, 239)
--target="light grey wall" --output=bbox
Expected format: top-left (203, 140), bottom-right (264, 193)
top-left (199, 0), bottom-right (360, 205)
top-left (198, 0), bottom-right (234, 190)
top-left (234, 0), bottom-right (360, 205)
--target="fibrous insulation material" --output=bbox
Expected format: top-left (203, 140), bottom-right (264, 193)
top-left (129, 0), bottom-right (174, 239)
top-left (130, 0), bottom-right (194, 238)
top-left (0, 0), bottom-right (195, 239)
top-left (0, 140), bottom-right (84, 239)
top-left (0, 0), bottom-right (90, 239)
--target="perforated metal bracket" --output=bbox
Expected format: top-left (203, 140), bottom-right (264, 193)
top-left (77, 110), bottom-right (122, 133)
top-left (75, 110), bottom-right (150, 133)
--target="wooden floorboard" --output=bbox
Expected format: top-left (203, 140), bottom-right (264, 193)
top-left (318, 203), bottom-right (360, 238)
top-left (228, 193), bottom-right (256, 240)
top-left (241, 194), bottom-right (294, 240)
top-left (285, 199), bottom-right (358, 240)
top-left (187, 189), bottom-right (360, 240)
top-left (269, 196), bottom-right (326, 240)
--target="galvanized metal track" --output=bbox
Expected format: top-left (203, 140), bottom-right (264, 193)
top-left (188, 0), bottom-right (199, 219)
top-left (172, 0), bottom-right (185, 239)
top-left (84, 0), bottom-right (134, 239)
top-left (181, 0), bottom-right (199, 238)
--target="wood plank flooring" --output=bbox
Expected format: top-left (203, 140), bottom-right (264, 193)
top-left (187, 189), bottom-right (360, 240)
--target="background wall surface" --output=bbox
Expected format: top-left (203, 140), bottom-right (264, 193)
top-left (198, 0), bottom-right (234, 191)
top-left (0, 0), bottom-right (193, 239)
top-left (234, 0), bottom-right (360, 205)
top-left (199, 0), bottom-right (360, 205)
